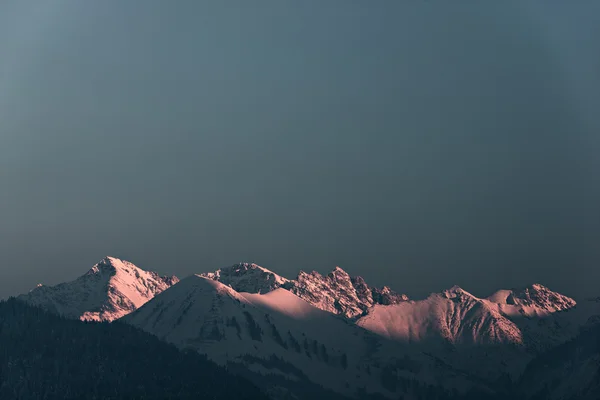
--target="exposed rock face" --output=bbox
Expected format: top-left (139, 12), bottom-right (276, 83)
top-left (19, 256), bottom-right (178, 321)
top-left (289, 267), bottom-right (366, 318)
top-left (350, 276), bottom-right (374, 306)
top-left (372, 286), bottom-right (410, 305)
top-left (289, 267), bottom-right (409, 318)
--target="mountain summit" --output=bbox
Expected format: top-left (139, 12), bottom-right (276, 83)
top-left (199, 262), bottom-right (290, 294)
top-left (487, 283), bottom-right (576, 313)
top-left (18, 256), bottom-right (178, 321)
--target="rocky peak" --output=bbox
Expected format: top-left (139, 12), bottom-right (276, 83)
top-left (199, 262), bottom-right (290, 294)
top-left (289, 267), bottom-right (363, 318)
top-left (297, 270), bottom-right (323, 280)
top-left (328, 266), bottom-right (352, 283)
top-left (441, 285), bottom-right (475, 301)
top-left (19, 257), bottom-right (178, 322)
top-left (289, 267), bottom-right (408, 318)
top-left (372, 285), bottom-right (409, 305)
top-left (509, 284), bottom-right (576, 312)
top-left (86, 256), bottom-right (120, 276)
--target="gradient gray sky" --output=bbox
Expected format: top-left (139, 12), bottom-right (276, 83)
top-left (1, 1), bottom-right (599, 300)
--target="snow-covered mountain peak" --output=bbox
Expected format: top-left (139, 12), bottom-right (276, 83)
top-left (19, 257), bottom-right (179, 321)
top-left (199, 262), bottom-right (290, 294)
top-left (441, 285), bottom-right (475, 300)
top-left (486, 284), bottom-right (576, 313)
top-left (86, 256), bottom-right (130, 275)
top-left (513, 284), bottom-right (576, 311)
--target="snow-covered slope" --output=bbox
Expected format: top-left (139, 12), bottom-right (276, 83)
top-left (18, 257), bottom-right (178, 321)
top-left (124, 274), bottom-right (484, 399)
top-left (358, 286), bottom-right (524, 346)
top-left (201, 263), bottom-right (408, 319)
top-left (124, 274), bottom-right (385, 398)
top-left (358, 284), bottom-right (576, 346)
top-left (356, 283), bottom-right (579, 382)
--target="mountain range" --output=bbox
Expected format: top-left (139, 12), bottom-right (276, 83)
top-left (16, 256), bottom-right (600, 400)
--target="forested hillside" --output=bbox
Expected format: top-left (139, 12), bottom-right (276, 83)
top-left (0, 299), bottom-right (267, 400)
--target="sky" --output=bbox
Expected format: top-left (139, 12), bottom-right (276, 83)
top-left (1, 1), bottom-right (599, 300)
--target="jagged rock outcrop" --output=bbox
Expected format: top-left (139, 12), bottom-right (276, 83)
top-left (288, 267), bottom-right (409, 318)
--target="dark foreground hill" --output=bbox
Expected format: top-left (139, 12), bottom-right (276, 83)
top-left (0, 298), bottom-right (268, 400)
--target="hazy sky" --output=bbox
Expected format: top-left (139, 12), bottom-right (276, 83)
top-left (1, 2), bottom-right (599, 300)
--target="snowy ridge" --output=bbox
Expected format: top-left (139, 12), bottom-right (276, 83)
top-left (18, 257), bottom-right (178, 321)
top-left (356, 283), bottom-right (580, 382)
top-left (201, 263), bottom-right (409, 318)
top-left (358, 283), bottom-right (576, 346)
top-left (358, 286), bottom-right (525, 346)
